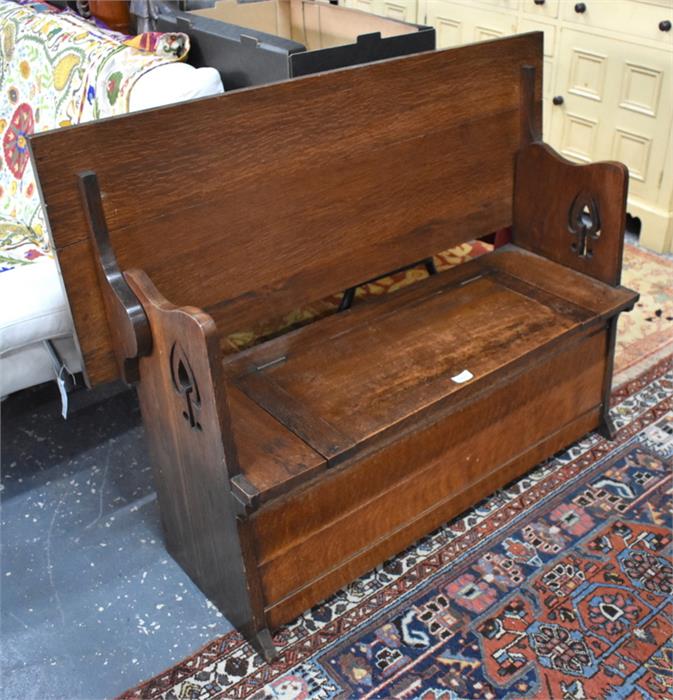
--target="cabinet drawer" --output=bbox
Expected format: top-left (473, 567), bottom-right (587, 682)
top-left (343, 0), bottom-right (418, 21)
top-left (423, 0), bottom-right (465, 46)
top-left (521, 0), bottom-right (559, 20)
top-left (423, 0), bottom-right (518, 46)
top-left (471, 0), bottom-right (520, 12)
top-left (347, 0), bottom-right (378, 13)
top-left (562, 0), bottom-right (673, 45)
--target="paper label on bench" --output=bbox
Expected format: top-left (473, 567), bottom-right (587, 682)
top-left (56, 372), bottom-right (69, 419)
top-left (451, 369), bottom-right (474, 384)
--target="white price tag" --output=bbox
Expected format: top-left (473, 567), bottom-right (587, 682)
top-left (451, 369), bottom-right (474, 384)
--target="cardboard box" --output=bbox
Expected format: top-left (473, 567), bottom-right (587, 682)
top-left (157, 0), bottom-right (435, 90)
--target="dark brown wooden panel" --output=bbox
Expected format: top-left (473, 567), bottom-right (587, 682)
top-left (228, 386), bottom-right (327, 502)
top-left (482, 245), bottom-right (637, 316)
top-left (264, 405), bottom-right (601, 628)
top-left (123, 268), bottom-right (271, 648)
top-left (236, 273), bottom-right (583, 459)
top-left (221, 245), bottom-right (636, 390)
top-left (31, 32), bottom-right (543, 385)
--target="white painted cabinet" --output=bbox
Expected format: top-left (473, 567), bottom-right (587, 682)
top-left (406, 0), bottom-right (673, 253)
top-left (549, 24), bottom-right (672, 250)
top-left (423, 1), bottom-right (518, 47)
top-left (342, 0), bottom-right (418, 22)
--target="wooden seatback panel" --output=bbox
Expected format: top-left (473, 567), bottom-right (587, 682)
top-left (31, 33), bottom-right (542, 385)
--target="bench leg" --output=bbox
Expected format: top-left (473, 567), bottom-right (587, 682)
top-left (251, 628), bottom-right (279, 663)
top-left (597, 316), bottom-right (620, 441)
top-left (597, 414), bottom-right (617, 441)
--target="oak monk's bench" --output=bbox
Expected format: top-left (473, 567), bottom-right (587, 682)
top-left (31, 32), bottom-right (638, 660)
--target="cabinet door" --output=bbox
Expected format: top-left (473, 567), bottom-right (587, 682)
top-left (422, 1), bottom-right (517, 47)
top-left (549, 28), bottom-right (673, 204)
top-left (379, 0), bottom-right (418, 22)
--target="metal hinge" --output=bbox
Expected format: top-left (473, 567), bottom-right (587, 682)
top-left (255, 355), bottom-right (287, 371)
top-left (230, 473), bottom-right (260, 514)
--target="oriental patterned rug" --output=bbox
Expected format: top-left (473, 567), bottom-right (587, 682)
top-left (121, 353), bottom-right (673, 700)
top-left (615, 244), bottom-right (673, 384)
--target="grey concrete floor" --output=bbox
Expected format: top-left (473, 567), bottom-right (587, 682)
top-left (1, 380), bottom-right (234, 700)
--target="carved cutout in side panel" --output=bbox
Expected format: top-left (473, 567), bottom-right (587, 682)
top-left (170, 343), bottom-right (203, 431)
top-left (513, 142), bottom-right (628, 286)
top-left (568, 191), bottom-right (601, 258)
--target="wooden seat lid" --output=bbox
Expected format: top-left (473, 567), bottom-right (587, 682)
top-left (228, 386), bottom-right (327, 503)
top-left (227, 246), bottom-right (637, 475)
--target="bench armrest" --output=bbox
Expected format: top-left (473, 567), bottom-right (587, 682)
top-left (122, 266), bottom-right (272, 654)
top-left (512, 142), bottom-right (628, 287)
top-left (79, 171), bottom-right (260, 506)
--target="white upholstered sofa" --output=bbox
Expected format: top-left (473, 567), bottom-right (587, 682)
top-left (0, 0), bottom-right (223, 400)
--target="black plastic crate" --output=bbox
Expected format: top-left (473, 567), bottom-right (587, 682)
top-left (157, 0), bottom-right (435, 90)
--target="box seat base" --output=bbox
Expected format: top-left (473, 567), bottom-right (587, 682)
top-left (220, 245), bottom-right (636, 627)
top-left (227, 244), bottom-right (635, 505)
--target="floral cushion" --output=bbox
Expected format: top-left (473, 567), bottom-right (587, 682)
top-left (0, 214), bottom-right (47, 271)
top-left (0, 0), bottom-right (188, 272)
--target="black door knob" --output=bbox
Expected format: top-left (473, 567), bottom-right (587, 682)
top-left (575, 2), bottom-right (586, 13)
top-left (659, 20), bottom-right (672, 31)
top-left (553, 95), bottom-right (564, 106)
top-left (534, 0), bottom-right (545, 5)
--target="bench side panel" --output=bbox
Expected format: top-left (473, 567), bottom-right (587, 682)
top-left (31, 33), bottom-right (542, 385)
top-left (513, 142), bottom-right (628, 287)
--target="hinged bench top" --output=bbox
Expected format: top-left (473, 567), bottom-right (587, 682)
top-left (226, 245), bottom-right (637, 500)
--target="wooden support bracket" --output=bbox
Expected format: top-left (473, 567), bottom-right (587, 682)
top-left (231, 473), bottom-right (261, 514)
top-left (520, 64), bottom-right (541, 146)
top-left (78, 171), bottom-right (152, 384)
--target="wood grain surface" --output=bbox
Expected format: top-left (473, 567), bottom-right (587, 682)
top-left (514, 142), bottom-right (628, 286)
top-left (28, 32), bottom-right (641, 660)
top-left (31, 33), bottom-right (543, 385)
